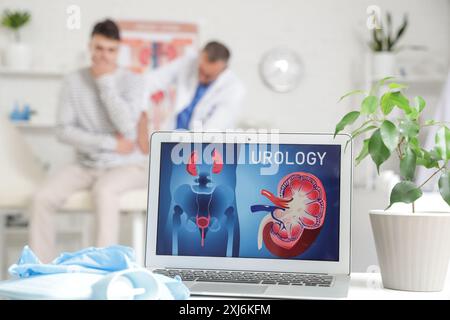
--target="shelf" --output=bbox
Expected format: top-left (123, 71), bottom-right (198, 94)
top-left (4, 226), bottom-right (27, 235)
top-left (0, 67), bottom-right (65, 77)
top-left (12, 120), bottom-right (55, 129)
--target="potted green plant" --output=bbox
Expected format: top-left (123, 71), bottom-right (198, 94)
top-left (369, 11), bottom-right (408, 79)
top-left (335, 77), bottom-right (450, 292)
top-left (1, 9), bottom-right (32, 70)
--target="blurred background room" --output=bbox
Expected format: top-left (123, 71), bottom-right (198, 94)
top-left (0, 0), bottom-right (449, 278)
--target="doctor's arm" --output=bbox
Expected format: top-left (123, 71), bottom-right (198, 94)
top-left (56, 80), bottom-right (117, 153)
top-left (143, 48), bottom-right (196, 93)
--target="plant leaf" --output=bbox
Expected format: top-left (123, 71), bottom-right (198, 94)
top-left (355, 139), bottom-right (370, 166)
top-left (380, 120), bottom-right (399, 151)
top-left (352, 124), bottom-right (378, 139)
top-left (438, 171), bottom-right (450, 206)
top-left (361, 96), bottom-right (378, 114)
top-left (414, 96), bottom-right (426, 113)
top-left (378, 76), bottom-right (395, 86)
top-left (416, 152), bottom-right (439, 169)
top-left (391, 14), bottom-right (408, 50)
top-left (406, 96), bottom-right (426, 121)
top-left (380, 92), bottom-right (395, 115)
top-left (386, 12), bottom-right (393, 49)
top-left (400, 147), bottom-right (416, 181)
top-left (417, 149), bottom-right (440, 169)
top-left (387, 181), bottom-right (422, 209)
top-left (380, 91), bottom-right (410, 115)
top-left (375, 27), bottom-right (387, 51)
top-left (370, 76), bottom-right (395, 95)
top-left (407, 110), bottom-right (420, 121)
top-left (388, 82), bottom-right (408, 90)
top-left (371, 29), bottom-right (383, 51)
top-left (408, 137), bottom-right (420, 153)
top-left (334, 111), bottom-right (360, 137)
top-left (416, 149), bottom-right (440, 169)
top-left (338, 90), bottom-right (365, 102)
top-left (1, 10), bottom-right (30, 29)
top-left (399, 119), bottom-right (419, 138)
top-left (435, 126), bottom-right (450, 161)
top-left (345, 123), bottom-right (377, 152)
top-left (369, 129), bottom-right (391, 173)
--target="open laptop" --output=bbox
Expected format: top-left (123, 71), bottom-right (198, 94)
top-left (145, 131), bottom-right (352, 299)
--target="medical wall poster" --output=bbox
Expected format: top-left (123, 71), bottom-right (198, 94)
top-left (156, 143), bottom-right (341, 262)
top-left (117, 20), bottom-right (199, 129)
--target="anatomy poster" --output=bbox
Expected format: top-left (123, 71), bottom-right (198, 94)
top-left (156, 143), bottom-right (341, 261)
top-left (117, 20), bottom-right (199, 129)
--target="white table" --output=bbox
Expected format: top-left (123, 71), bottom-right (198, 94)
top-left (347, 272), bottom-right (450, 300)
top-left (0, 271), bottom-right (447, 300)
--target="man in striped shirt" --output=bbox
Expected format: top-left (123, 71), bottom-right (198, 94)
top-left (29, 19), bottom-right (149, 262)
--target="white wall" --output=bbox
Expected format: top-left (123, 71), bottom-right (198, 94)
top-left (0, 0), bottom-right (449, 132)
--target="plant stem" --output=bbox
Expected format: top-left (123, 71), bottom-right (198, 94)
top-left (418, 166), bottom-right (444, 189)
top-left (411, 165), bottom-right (443, 215)
top-left (396, 137), bottom-right (405, 159)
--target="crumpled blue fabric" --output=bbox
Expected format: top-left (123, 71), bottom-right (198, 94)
top-left (2, 246), bottom-right (190, 300)
top-left (9, 245), bottom-right (137, 278)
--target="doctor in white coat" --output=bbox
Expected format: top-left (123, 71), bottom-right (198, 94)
top-left (143, 41), bottom-right (245, 131)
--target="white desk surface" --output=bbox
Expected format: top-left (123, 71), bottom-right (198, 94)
top-left (347, 272), bottom-right (450, 300)
top-left (190, 271), bottom-right (450, 300)
top-left (0, 272), bottom-right (447, 300)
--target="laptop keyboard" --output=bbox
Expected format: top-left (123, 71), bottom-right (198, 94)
top-left (153, 269), bottom-right (334, 287)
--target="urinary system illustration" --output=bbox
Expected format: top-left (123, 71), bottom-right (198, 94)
top-left (171, 149), bottom-right (239, 257)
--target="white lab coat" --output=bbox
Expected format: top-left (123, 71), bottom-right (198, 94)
top-left (144, 49), bottom-right (245, 130)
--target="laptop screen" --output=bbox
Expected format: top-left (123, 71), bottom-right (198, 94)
top-left (156, 142), bottom-right (341, 261)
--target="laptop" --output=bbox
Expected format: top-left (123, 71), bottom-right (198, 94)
top-left (145, 131), bottom-right (352, 299)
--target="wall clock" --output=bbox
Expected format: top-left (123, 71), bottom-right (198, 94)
top-left (259, 47), bottom-right (304, 93)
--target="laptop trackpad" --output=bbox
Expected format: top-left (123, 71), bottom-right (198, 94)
top-left (190, 283), bottom-right (268, 295)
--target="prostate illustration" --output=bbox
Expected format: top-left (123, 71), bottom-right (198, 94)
top-left (251, 172), bottom-right (327, 258)
top-left (170, 149), bottom-right (240, 257)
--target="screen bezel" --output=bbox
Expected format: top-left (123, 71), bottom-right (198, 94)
top-left (145, 131), bottom-right (352, 275)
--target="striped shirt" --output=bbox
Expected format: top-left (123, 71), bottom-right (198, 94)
top-left (56, 67), bottom-right (147, 168)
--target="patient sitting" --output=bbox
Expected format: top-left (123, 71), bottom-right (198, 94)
top-left (29, 19), bottom-right (149, 263)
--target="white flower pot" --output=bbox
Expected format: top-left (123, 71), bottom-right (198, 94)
top-left (370, 210), bottom-right (450, 291)
top-left (372, 52), bottom-right (396, 79)
top-left (4, 42), bottom-right (32, 70)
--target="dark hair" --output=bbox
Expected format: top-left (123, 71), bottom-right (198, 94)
top-left (202, 41), bottom-right (230, 63)
top-left (91, 19), bottom-right (120, 41)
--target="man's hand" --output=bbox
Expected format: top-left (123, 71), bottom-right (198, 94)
top-left (116, 133), bottom-right (135, 154)
top-left (137, 112), bottom-right (150, 154)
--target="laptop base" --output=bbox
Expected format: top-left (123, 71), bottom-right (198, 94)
top-left (186, 275), bottom-right (350, 299)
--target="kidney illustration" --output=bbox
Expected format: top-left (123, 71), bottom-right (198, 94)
top-left (251, 172), bottom-right (327, 258)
